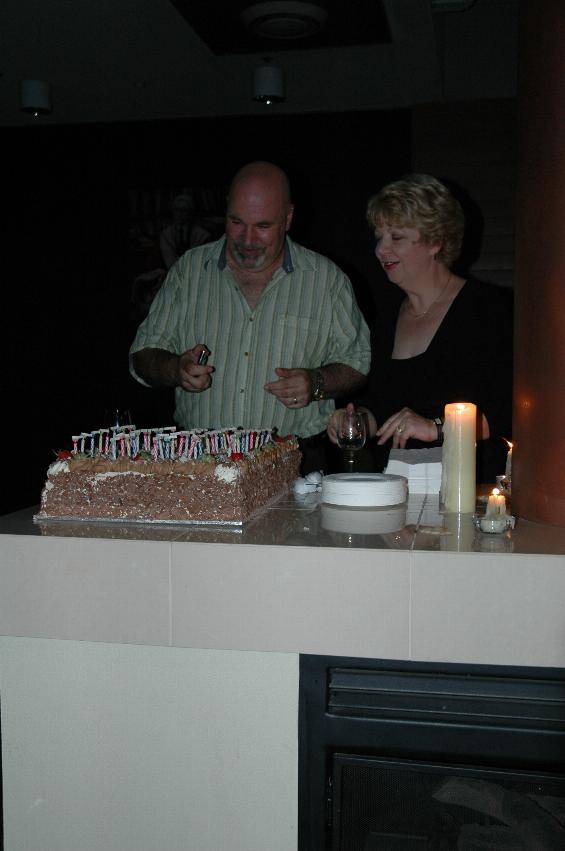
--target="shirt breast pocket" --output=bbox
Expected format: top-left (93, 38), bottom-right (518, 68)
top-left (272, 314), bottom-right (320, 364)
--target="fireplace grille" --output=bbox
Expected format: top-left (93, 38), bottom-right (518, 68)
top-left (299, 656), bottom-right (565, 851)
top-left (333, 756), bottom-right (565, 850)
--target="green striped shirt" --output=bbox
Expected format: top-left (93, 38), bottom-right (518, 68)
top-left (129, 236), bottom-right (370, 437)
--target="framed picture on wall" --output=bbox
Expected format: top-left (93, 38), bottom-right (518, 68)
top-left (127, 184), bottom-right (226, 320)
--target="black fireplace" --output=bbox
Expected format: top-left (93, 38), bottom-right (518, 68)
top-left (298, 655), bottom-right (565, 850)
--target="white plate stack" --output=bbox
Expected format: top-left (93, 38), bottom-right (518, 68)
top-left (321, 503), bottom-right (407, 535)
top-left (321, 473), bottom-right (408, 508)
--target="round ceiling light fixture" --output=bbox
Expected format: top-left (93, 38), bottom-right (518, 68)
top-left (241, 1), bottom-right (328, 40)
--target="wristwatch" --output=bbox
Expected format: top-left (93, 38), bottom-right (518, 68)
top-left (433, 417), bottom-right (444, 444)
top-left (311, 369), bottom-right (326, 402)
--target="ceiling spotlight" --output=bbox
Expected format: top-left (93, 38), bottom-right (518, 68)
top-left (431, 0), bottom-right (476, 10)
top-left (253, 59), bottom-right (285, 104)
top-left (21, 80), bottom-right (52, 117)
top-left (242, 1), bottom-right (327, 40)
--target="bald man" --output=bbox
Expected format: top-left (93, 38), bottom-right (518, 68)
top-left (130, 161), bottom-right (370, 473)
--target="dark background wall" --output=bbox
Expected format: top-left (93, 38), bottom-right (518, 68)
top-left (2, 109), bottom-right (411, 514)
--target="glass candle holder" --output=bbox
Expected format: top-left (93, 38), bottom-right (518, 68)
top-left (473, 514), bottom-right (516, 534)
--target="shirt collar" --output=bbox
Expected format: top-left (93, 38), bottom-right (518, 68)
top-left (216, 237), bottom-right (294, 273)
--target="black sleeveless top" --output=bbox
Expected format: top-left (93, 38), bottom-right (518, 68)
top-left (359, 278), bottom-right (513, 481)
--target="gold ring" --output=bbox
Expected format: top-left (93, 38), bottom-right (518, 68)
top-left (396, 425), bottom-right (404, 434)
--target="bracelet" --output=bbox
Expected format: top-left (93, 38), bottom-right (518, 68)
top-left (433, 417), bottom-right (444, 444)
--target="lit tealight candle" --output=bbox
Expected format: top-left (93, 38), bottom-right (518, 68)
top-left (486, 487), bottom-right (506, 517)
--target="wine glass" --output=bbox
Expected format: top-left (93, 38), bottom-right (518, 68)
top-left (336, 409), bottom-right (366, 473)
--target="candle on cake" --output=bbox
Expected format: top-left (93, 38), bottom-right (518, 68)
top-left (441, 401), bottom-right (477, 513)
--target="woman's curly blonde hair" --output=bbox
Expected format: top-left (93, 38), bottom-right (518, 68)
top-left (366, 173), bottom-right (464, 267)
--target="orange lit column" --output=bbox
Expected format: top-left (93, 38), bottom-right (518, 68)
top-left (513, 0), bottom-right (565, 525)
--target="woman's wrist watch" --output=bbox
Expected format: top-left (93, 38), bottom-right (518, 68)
top-left (434, 417), bottom-right (444, 444)
top-left (311, 369), bottom-right (326, 402)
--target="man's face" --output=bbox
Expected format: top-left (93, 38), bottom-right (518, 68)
top-left (172, 202), bottom-right (191, 224)
top-left (226, 178), bottom-right (293, 272)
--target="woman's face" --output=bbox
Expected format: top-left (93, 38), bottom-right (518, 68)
top-left (374, 222), bottom-right (439, 287)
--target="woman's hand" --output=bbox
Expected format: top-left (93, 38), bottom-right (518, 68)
top-left (327, 408), bottom-right (345, 444)
top-left (376, 407), bottom-right (438, 449)
top-left (327, 403), bottom-right (377, 444)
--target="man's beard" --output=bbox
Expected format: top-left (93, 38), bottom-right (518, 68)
top-left (232, 243), bottom-right (266, 269)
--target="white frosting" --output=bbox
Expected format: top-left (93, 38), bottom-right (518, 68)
top-left (48, 460), bottom-right (70, 475)
top-left (215, 464), bottom-right (239, 484)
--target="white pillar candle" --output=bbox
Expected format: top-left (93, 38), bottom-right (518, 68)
top-left (441, 401), bottom-right (477, 513)
top-left (486, 487), bottom-right (506, 516)
top-left (440, 511), bottom-right (476, 552)
top-left (505, 441), bottom-right (513, 479)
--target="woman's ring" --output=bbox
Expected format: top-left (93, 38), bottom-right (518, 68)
top-left (396, 425), bottom-right (404, 434)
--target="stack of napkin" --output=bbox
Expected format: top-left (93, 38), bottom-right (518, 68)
top-left (385, 447), bottom-right (443, 494)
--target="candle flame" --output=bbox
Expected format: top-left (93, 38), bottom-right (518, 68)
top-left (492, 487), bottom-right (500, 496)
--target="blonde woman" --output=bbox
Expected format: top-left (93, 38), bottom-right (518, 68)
top-left (328, 173), bottom-right (512, 481)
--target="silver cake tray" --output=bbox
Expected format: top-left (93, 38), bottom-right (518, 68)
top-left (34, 513), bottom-right (244, 528)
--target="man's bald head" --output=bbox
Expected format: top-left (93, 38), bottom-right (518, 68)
top-left (225, 161), bottom-right (294, 274)
top-left (228, 161), bottom-right (292, 209)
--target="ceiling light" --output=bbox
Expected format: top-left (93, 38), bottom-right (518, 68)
top-left (242, 1), bottom-right (328, 40)
top-left (21, 80), bottom-right (52, 117)
top-left (253, 58), bottom-right (285, 104)
top-left (431, 0), bottom-right (476, 11)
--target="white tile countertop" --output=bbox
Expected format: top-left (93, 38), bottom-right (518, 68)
top-left (1, 493), bottom-right (565, 667)
top-left (2, 493), bottom-right (565, 851)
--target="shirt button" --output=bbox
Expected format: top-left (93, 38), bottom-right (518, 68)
top-left (244, 352), bottom-right (249, 357)
top-left (240, 388), bottom-right (245, 393)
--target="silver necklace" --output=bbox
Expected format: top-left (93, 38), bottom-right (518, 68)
top-left (405, 274), bottom-right (452, 319)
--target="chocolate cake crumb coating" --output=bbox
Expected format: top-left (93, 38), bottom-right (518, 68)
top-left (38, 433), bottom-right (301, 524)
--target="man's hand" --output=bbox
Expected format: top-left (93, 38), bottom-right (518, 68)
top-left (177, 345), bottom-right (213, 393)
top-left (264, 367), bottom-right (312, 409)
top-left (131, 346), bottom-right (213, 392)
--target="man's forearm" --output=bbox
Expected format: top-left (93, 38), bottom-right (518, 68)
top-left (314, 363), bottom-right (367, 400)
top-left (132, 348), bottom-right (180, 388)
